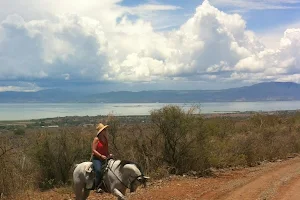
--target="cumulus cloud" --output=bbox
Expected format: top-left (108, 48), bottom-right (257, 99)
top-left (235, 28), bottom-right (300, 82)
top-left (1, 0), bottom-right (300, 91)
top-left (0, 14), bottom-right (109, 81)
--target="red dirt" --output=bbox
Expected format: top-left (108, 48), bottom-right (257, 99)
top-left (11, 156), bottom-right (300, 200)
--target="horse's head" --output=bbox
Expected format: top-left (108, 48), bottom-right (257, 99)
top-left (129, 174), bottom-right (150, 192)
top-left (117, 160), bottom-right (150, 192)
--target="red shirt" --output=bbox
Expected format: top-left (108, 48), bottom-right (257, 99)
top-left (96, 138), bottom-right (109, 157)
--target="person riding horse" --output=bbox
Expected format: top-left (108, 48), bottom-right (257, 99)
top-left (92, 122), bottom-right (113, 193)
top-left (73, 122), bottom-right (150, 200)
top-left (73, 159), bottom-right (150, 200)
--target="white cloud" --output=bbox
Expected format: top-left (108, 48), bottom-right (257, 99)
top-left (210, 0), bottom-right (300, 11)
top-left (276, 74), bottom-right (300, 83)
top-left (1, 0), bottom-right (300, 91)
top-left (257, 21), bottom-right (300, 49)
top-left (0, 82), bottom-right (41, 92)
top-left (235, 28), bottom-right (300, 77)
top-left (129, 4), bottom-right (180, 12)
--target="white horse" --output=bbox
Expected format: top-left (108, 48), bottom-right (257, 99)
top-left (73, 159), bottom-right (149, 200)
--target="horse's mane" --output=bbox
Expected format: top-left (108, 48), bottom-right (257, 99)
top-left (117, 160), bottom-right (144, 175)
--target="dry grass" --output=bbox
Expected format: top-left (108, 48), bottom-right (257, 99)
top-left (2, 106), bottom-right (300, 199)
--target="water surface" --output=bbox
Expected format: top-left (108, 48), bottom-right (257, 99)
top-left (0, 101), bottom-right (300, 121)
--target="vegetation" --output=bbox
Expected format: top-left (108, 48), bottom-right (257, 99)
top-left (1, 106), bottom-right (300, 198)
top-left (13, 128), bottom-right (25, 136)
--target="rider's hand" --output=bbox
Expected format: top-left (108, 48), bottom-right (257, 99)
top-left (109, 154), bottom-right (113, 158)
top-left (101, 155), bottom-right (107, 160)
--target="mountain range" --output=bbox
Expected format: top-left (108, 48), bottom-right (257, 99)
top-left (1, 82), bottom-right (300, 103)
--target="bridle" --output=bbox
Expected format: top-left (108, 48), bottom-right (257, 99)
top-left (128, 174), bottom-right (146, 192)
top-left (105, 159), bottom-right (146, 192)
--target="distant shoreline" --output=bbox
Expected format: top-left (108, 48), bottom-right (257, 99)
top-left (1, 109), bottom-right (300, 123)
top-left (1, 101), bottom-right (300, 121)
top-left (203, 109), bottom-right (300, 118)
top-left (1, 100), bottom-right (300, 104)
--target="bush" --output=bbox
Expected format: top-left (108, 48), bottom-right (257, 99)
top-left (0, 135), bottom-right (36, 196)
top-left (150, 105), bottom-right (209, 174)
top-left (30, 127), bottom-right (93, 189)
top-left (14, 128), bottom-right (25, 136)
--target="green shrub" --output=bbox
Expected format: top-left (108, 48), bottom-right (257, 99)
top-left (150, 105), bottom-right (209, 174)
top-left (30, 128), bottom-right (93, 189)
top-left (14, 128), bottom-right (25, 136)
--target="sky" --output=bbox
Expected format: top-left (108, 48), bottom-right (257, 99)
top-left (0, 0), bottom-right (300, 93)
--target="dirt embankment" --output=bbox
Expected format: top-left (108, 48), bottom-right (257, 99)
top-left (12, 156), bottom-right (300, 200)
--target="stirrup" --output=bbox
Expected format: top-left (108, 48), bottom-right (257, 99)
top-left (95, 181), bottom-right (104, 193)
top-left (96, 188), bottom-right (104, 193)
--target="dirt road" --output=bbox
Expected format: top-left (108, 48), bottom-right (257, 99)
top-left (123, 156), bottom-right (300, 200)
top-left (16, 156), bottom-right (300, 200)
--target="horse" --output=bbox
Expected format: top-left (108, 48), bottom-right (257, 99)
top-left (73, 159), bottom-right (150, 200)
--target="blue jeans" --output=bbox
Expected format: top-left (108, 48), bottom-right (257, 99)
top-left (92, 157), bottom-right (103, 187)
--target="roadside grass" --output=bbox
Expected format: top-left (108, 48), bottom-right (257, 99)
top-left (1, 106), bottom-right (300, 198)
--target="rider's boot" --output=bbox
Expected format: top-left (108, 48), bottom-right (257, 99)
top-left (95, 182), bottom-right (104, 193)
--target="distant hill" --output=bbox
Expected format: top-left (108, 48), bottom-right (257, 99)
top-left (0, 89), bottom-right (81, 103)
top-left (1, 82), bottom-right (300, 103)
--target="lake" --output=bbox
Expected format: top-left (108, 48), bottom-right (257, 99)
top-left (0, 101), bottom-right (300, 121)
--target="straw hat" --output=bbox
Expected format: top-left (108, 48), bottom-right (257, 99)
top-left (96, 123), bottom-right (109, 136)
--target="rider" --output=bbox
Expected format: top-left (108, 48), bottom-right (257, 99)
top-left (92, 122), bottom-right (113, 193)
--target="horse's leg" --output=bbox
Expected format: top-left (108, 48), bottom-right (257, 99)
top-left (74, 183), bottom-right (83, 200)
top-left (83, 188), bottom-right (90, 200)
top-left (113, 188), bottom-right (126, 200)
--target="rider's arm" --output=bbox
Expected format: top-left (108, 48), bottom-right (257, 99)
top-left (92, 137), bottom-right (106, 160)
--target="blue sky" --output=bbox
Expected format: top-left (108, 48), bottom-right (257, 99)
top-left (120, 0), bottom-right (300, 31)
top-left (0, 0), bottom-right (300, 93)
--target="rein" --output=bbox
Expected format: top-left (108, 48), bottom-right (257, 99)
top-left (106, 159), bottom-right (144, 191)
